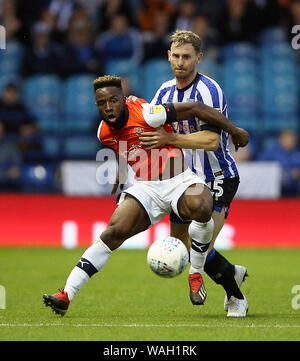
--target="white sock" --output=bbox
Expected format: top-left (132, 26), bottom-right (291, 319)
top-left (64, 238), bottom-right (112, 301)
top-left (188, 219), bottom-right (214, 274)
top-left (64, 267), bottom-right (90, 301)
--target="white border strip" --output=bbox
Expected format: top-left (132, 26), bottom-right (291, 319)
top-left (0, 323), bottom-right (299, 329)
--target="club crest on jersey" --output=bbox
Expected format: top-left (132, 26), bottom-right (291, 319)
top-left (135, 127), bottom-right (143, 135)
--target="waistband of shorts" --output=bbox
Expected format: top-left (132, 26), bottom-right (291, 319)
top-left (141, 167), bottom-right (192, 184)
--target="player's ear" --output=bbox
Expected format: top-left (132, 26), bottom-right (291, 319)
top-left (197, 52), bottom-right (203, 64)
top-left (167, 50), bottom-right (171, 62)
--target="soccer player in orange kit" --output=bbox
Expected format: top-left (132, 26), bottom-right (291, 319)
top-left (43, 75), bottom-right (249, 317)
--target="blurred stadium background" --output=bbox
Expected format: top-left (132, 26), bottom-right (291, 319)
top-left (0, 0), bottom-right (300, 249)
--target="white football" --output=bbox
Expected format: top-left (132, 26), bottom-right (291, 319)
top-left (147, 237), bottom-right (189, 277)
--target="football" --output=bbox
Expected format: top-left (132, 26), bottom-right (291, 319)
top-left (147, 237), bottom-right (189, 277)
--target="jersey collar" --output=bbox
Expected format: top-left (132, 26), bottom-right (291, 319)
top-left (176, 72), bottom-right (201, 92)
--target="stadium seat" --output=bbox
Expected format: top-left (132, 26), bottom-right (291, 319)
top-left (63, 74), bottom-right (98, 132)
top-left (0, 40), bottom-right (24, 75)
top-left (258, 26), bottom-right (288, 44)
top-left (262, 73), bottom-right (298, 111)
top-left (0, 74), bottom-right (22, 93)
top-left (63, 134), bottom-right (100, 159)
top-left (260, 43), bottom-right (295, 62)
top-left (262, 58), bottom-right (296, 77)
top-left (229, 110), bottom-right (258, 133)
top-left (21, 163), bottom-right (57, 192)
top-left (197, 59), bottom-right (220, 82)
top-left (260, 56), bottom-right (298, 120)
top-left (105, 59), bottom-right (142, 96)
top-left (42, 135), bottom-right (61, 159)
top-left (220, 42), bottom-right (257, 61)
top-left (143, 59), bottom-right (174, 102)
top-left (261, 135), bottom-right (280, 151)
top-left (222, 59), bottom-right (257, 110)
top-left (262, 113), bottom-right (298, 132)
top-left (23, 74), bottom-right (62, 132)
top-left (261, 68), bottom-right (298, 132)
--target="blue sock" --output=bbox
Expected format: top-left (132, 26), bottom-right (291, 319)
top-left (205, 248), bottom-right (216, 265)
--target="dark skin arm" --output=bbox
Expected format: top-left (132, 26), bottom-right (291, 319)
top-left (112, 101), bottom-right (250, 194)
top-left (171, 101), bottom-right (249, 150)
top-left (111, 173), bottom-right (124, 195)
top-left (110, 152), bottom-right (127, 195)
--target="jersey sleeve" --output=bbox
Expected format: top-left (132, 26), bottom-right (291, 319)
top-left (97, 121), bottom-right (104, 143)
top-left (200, 121), bottom-right (222, 134)
top-left (142, 103), bottom-right (167, 128)
top-left (127, 95), bottom-right (148, 106)
top-left (221, 92), bottom-right (228, 117)
top-left (150, 86), bottom-right (163, 105)
top-left (142, 103), bottom-right (177, 128)
top-left (200, 84), bottom-right (227, 134)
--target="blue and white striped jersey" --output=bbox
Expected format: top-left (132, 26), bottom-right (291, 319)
top-left (151, 72), bottom-right (239, 182)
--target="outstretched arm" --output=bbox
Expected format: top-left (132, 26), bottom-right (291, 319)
top-left (142, 102), bottom-right (249, 150)
top-left (140, 127), bottom-right (220, 151)
top-left (171, 102), bottom-right (249, 150)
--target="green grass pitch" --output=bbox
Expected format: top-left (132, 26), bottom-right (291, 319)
top-left (0, 247), bottom-right (300, 341)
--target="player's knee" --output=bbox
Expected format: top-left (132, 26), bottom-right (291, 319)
top-left (188, 198), bottom-right (212, 223)
top-left (100, 224), bottom-right (127, 250)
top-left (195, 204), bottom-right (212, 223)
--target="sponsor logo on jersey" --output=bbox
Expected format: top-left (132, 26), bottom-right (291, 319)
top-left (150, 105), bottom-right (164, 114)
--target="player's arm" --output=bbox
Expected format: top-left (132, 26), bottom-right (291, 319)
top-left (140, 127), bottom-right (220, 151)
top-left (110, 152), bottom-right (126, 195)
top-left (172, 102), bottom-right (249, 149)
top-left (142, 102), bottom-right (249, 150)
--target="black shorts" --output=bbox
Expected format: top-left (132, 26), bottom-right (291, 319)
top-left (170, 176), bottom-right (240, 224)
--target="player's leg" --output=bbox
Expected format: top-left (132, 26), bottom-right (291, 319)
top-left (169, 212), bottom-right (190, 249)
top-left (204, 178), bottom-right (248, 316)
top-left (176, 183), bottom-right (214, 305)
top-left (204, 207), bottom-right (245, 299)
top-left (43, 195), bottom-right (150, 316)
top-left (170, 202), bottom-right (247, 303)
top-left (208, 207), bottom-right (226, 252)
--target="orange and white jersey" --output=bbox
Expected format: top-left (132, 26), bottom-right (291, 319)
top-left (97, 95), bottom-right (183, 181)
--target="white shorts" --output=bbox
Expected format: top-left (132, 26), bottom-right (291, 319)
top-left (118, 168), bottom-right (205, 225)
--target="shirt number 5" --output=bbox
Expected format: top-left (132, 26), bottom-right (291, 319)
top-left (210, 179), bottom-right (224, 198)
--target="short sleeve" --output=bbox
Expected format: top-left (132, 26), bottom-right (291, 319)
top-left (142, 103), bottom-right (167, 128)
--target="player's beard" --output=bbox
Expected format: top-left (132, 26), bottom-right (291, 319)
top-left (173, 66), bottom-right (194, 80)
top-left (171, 58), bottom-right (198, 81)
top-left (104, 107), bottom-right (128, 130)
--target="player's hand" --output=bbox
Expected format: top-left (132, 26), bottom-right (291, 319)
top-left (139, 127), bottom-right (171, 150)
top-left (111, 173), bottom-right (124, 195)
top-left (231, 127), bottom-right (250, 151)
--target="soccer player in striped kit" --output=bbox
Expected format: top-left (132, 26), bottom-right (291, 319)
top-left (140, 30), bottom-right (248, 317)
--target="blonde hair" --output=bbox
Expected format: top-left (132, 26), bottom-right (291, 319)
top-left (170, 30), bottom-right (202, 53)
top-left (93, 75), bottom-right (122, 92)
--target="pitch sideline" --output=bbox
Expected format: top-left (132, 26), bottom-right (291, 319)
top-left (0, 323), bottom-right (299, 328)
